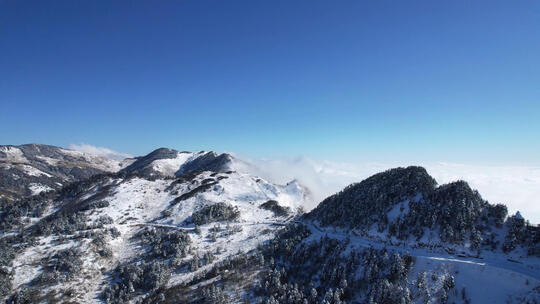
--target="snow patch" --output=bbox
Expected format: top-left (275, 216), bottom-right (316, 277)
top-left (19, 164), bottom-right (52, 177)
top-left (35, 155), bottom-right (60, 166)
top-left (28, 183), bottom-right (53, 195)
top-left (0, 146), bottom-right (28, 163)
top-left (151, 152), bottom-right (197, 176)
top-left (387, 200), bottom-right (410, 222)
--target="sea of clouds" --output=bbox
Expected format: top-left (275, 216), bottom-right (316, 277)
top-left (238, 155), bottom-right (540, 224)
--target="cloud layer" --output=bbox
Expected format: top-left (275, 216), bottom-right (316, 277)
top-left (68, 143), bottom-right (132, 160)
top-left (239, 156), bottom-right (540, 224)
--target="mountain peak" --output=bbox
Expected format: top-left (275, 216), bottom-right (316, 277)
top-left (177, 152), bottom-right (233, 175)
top-left (150, 147), bottom-right (177, 154)
top-left (307, 166), bottom-right (437, 227)
top-left (305, 166), bottom-right (528, 250)
top-left (120, 148), bottom-right (234, 177)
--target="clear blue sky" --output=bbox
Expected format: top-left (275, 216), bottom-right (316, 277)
top-left (1, 0), bottom-right (539, 164)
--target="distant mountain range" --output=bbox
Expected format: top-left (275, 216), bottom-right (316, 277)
top-left (0, 144), bottom-right (133, 201)
top-left (0, 144), bottom-right (538, 303)
top-left (0, 144), bottom-right (239, 202)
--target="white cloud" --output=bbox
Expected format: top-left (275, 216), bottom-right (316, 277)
top-left (237, 156), bottom-right (540, 224)
top-left (425, 163), bottom-right (540, 224)
top-left (68, 143), bottom-right (132, 160)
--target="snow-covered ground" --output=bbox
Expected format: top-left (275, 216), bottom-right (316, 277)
top-left (302, 221), bottom-right (540, 304)
top-left (28, 183), bottom-right (54, 195)
top-left (19, 165), bottom-right (53, 178)
top-left (150, 152), bottom-right (197, 176)
top-left (8, 168), bottom-right (307, 303)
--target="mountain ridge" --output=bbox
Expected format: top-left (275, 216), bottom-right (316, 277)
top-left (0, 143), bottom-right (311, 303)
top-left (0, 144), bottom-right (134, 201)
top-left (0, 144), bottom-right (240, 203)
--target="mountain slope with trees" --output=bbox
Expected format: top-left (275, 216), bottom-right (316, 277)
top-left (0, 145), bottom-right (308, 303)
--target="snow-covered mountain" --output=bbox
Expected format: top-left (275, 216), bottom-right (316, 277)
top-left (1, 147), bottom-right (539, 304)
top-left (0, 145), bottom-right (309, 303)
top-left (0, 144), bottom-right (134, 201)
top-left (263, 167), bottom-right (540, 304)
top-left (119, 148), bottom-right (234, 178)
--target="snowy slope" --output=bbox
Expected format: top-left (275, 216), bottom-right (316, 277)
top-left (298, 220), bottom-right (540, 304)
top-left (3, 164), bottom-right (308, 303)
